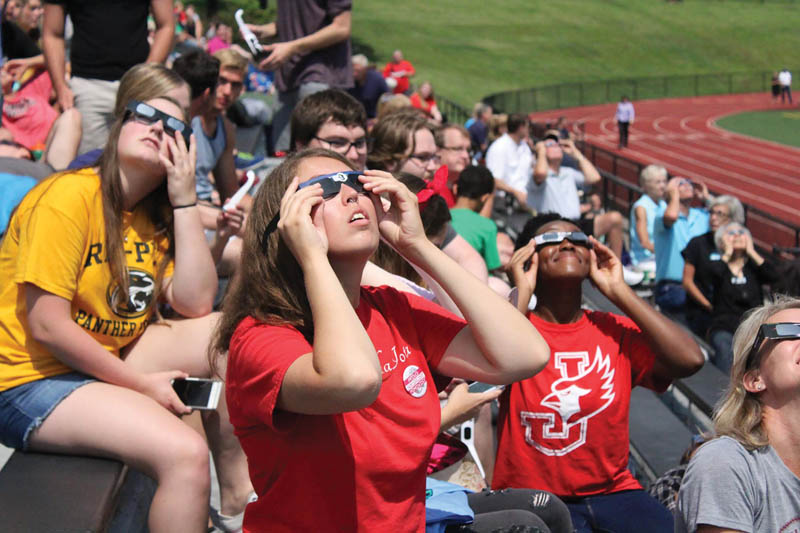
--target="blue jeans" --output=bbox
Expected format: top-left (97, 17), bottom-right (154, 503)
top-left (0, 372), bottom-right (95, 450)
top-left (565, 490), bottom-right (673, 533)
top-left (709, 329), bottom-right (734, 375)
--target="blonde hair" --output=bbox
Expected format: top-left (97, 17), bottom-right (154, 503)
top-left (213, 48), bottom-right (248, 75)
top-left (639, 164), bottom-right (667, 188)
top-left (713, 294), bottom-right (800, 449)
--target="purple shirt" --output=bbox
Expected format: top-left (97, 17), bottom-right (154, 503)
top-left (616, 101), bottom-right (635, 123)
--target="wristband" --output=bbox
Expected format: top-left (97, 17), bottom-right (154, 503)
top-left (173, 202), bottom-right (197, 210)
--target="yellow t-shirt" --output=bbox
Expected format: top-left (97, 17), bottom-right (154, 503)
top-left (0, 168), bottom-right (174, 391)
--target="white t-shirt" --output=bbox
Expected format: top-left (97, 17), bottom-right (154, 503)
top-left (485, 133), bottom-right (534, 194)
top-left (778, 70), bottom-right (792, 86)
top-left (526, 165), bottom-right (585, 219)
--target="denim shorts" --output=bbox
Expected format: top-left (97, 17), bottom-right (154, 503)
top-left (0, 372), bottom-right (95, 450)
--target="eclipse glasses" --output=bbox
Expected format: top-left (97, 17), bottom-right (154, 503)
top-left (125, 100), bottom-right (192, 144)
top-left (260, 171), bottom-right (367, 251)
top-left (533, 231), bottom-right (592, 251)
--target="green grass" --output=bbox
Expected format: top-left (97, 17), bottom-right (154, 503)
top-left (349, 0), bottom-right (800, 107)
top-left (716, 110), bottom-right (800, 148)
top-left (198, 1), bottom-right (800, 108)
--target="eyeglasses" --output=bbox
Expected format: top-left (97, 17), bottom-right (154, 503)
top-left (313, 136), bottom-right (368, 154)
top-left (260, 171), bottom-right (368, 251)
top-left (440, 145), bottom-right (470, 154)
top-left (124, 100), bottom-right (191, 144)
top-left (726, 228), bottom-right (746, 236)
top-left (408, 152), bottom-right (440, 166)
top-left (746, 322), bottom-right (800, 369)
top-left (678, 178), bottom-right (693, 187)
top-left (710, 209), bottom-right (730, 218)
top-left (533, 231), bottom-right (592, 251)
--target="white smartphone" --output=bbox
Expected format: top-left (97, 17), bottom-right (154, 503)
top-left (172, 377), bottom-right (222, 410)
top-left (467, 381), bottom-right (502, 394)
top-left (223, 171), bottom-right (256, 212)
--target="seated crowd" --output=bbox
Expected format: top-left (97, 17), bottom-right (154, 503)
top-left (1, 2), bottom-right (798, 533)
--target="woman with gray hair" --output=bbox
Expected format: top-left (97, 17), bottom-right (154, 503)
top-left (702, 221), bottom-right (777, 373)
top-left (629, 164), bottom-right (667, 277)
top-left (682, 194), bottom-right (745, 337)
top-left (676, 295), bottom-right (800, 532)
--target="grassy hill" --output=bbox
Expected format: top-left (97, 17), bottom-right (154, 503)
top-left (202, 0), bottom-right (800, 107)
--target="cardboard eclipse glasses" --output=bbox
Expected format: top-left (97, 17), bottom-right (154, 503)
top-left (533, 231), bottom-right (592, 251)
top-left (125, 100), bottom-right (192, 144)
top-left (260, 171), bottom-right (368, 251)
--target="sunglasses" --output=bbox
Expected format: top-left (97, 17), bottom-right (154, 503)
top-left (260, 171), bottom-right (368, 251)
top-left (746, 322), bottom-right (800, 369)
top-left (533, 231), bottom-right (592, 251)
top-left (124, 100), bottom-right (192, 144)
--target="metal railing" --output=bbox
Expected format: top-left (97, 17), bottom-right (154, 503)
top-left (483, 69), bottom-right (800, 113)
top-left (437, 96), bottom-right (471, 125)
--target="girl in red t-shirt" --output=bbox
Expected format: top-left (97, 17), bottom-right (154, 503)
top-left (410, 81), bottom-right (443, 123)
top-left (497, 213), bottom-right (705, 533)
top-left (212, 148), bottom-right (550, 532)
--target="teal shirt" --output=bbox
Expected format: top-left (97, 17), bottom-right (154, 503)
top-left (449, 208), bottom-right (501, 271)
top-left (654, 205), bottom-right (709, 282)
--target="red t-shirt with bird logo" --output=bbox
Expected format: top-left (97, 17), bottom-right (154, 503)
top-left (492, 310), bottom-right (670, 498)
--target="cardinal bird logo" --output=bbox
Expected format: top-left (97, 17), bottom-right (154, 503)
top-left (520, 347), bottom-right (616, 456)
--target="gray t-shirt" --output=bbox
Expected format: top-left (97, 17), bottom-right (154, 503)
top-left (676, 436), bottom-right (800, 533)
top-left (526, 165), bottom-right (585, 220)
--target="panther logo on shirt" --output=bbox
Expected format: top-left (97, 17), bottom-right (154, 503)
top-left (106, 269), bottom-right (156, 319)
top-left (520, 347), bottom-right (616, 456)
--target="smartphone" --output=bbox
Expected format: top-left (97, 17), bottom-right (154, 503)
top-left (172, 378), bottom-right (222, 410)
top-left (468, 381), bottom-right (502, 394)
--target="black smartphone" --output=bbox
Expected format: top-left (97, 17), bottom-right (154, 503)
top-left (171, 378), bottom-right (222, 410)
top-left (467, 381), bottom-right (502, 394)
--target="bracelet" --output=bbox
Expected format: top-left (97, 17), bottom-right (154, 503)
top-left (173, 202), bottom-right (197, 210)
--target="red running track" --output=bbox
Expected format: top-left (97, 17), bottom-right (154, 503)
top-left (528, 93), bottom-right (800, 247)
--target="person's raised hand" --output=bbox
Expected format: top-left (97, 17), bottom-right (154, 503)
top-left (507, 240), bottom-right (538, 311)
top-left (277, 176), bottom-right (328, 265)
top-left (258, 41), bottom-right (297, 71)
top-left (360, 170), bottom-right (427, 257)
top-left (588, 236), bottom-right (625, 297)
top-left (161, 132), bottom-right (198, 208)
top-left (534, 140), bottom-right (548, 155)
top-left (216, 205), bottom-right (245, 241)
top-left (139, 370), bottom-right (192, 416)
top-left (559, 138), bottom-right (578, 156)
top-left (441, 381), bottom-right (504, 430)
top-left (695, 181), bottom-right (710, 202)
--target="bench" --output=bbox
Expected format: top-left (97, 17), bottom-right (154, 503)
top-left (0, 450), bottom-right (153, 532)
top-left (628, 387), bottom-right (694, 485)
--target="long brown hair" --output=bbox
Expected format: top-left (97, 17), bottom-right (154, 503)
top-left (100, 63), bottom-right (188, 311)
top-left (210, 149), bottom-right (357, 372)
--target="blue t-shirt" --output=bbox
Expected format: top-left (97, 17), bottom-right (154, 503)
top-left (0, 173), bottom-right (36, 234)
top-left (653, 205), bottom-right (709, 282)
top-left (629, 194), bottom-right (666, 265)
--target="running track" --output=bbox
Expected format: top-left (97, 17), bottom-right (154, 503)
top-left (528, 93), bottom-right (800, 247)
